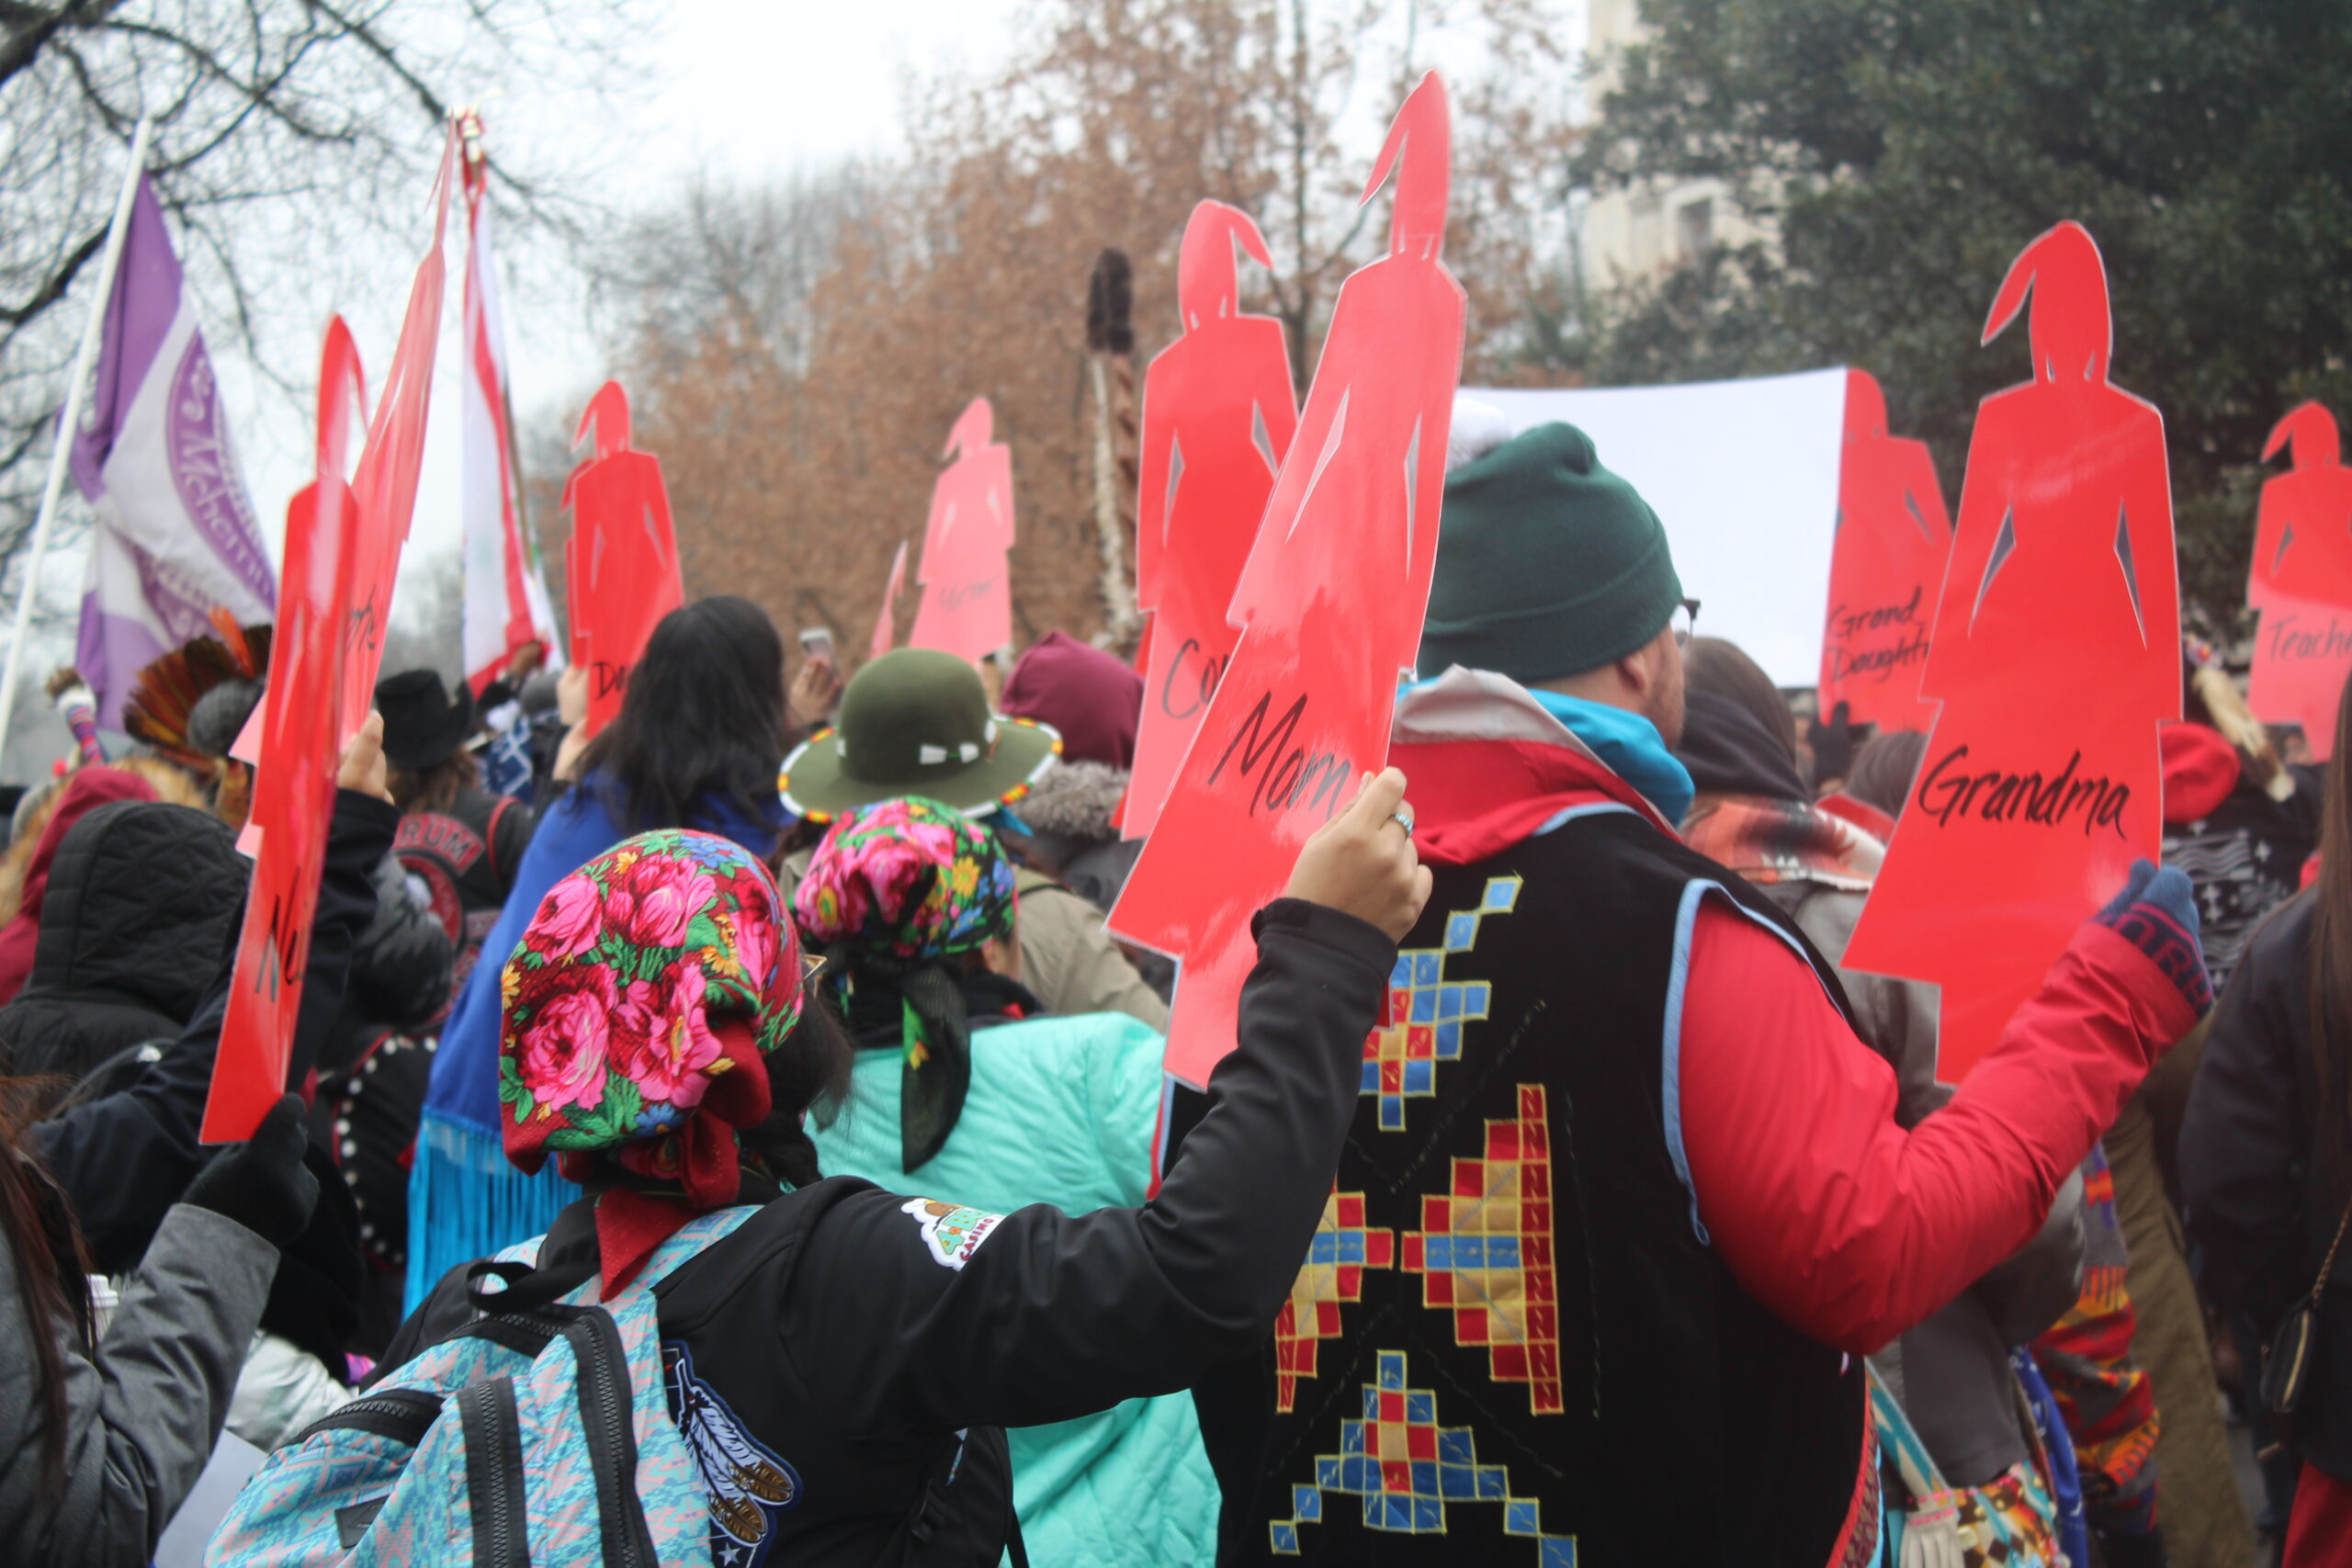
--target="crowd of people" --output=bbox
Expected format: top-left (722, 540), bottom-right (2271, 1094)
top-left (0, 419), bottom-right (2347, 1566)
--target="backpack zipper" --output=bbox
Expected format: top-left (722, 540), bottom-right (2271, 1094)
top-left (565, 1313), bottom-right (656, 1568)
top-left (292, 1388), bottom-right (443, 1449)
top-left (458, 1375), bottom-right (530, 1568)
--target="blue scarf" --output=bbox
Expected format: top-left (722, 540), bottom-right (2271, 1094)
top-left (1524, 689), bottom-right (1696, 825)
top-left (407, 773), bottom-right (785, 1307)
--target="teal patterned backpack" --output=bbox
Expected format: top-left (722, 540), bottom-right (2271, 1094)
top-left (206, 1205), bottom-right (762, 1567)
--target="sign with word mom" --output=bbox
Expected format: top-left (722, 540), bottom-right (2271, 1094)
top-left (1114, 73), bottom-right (1464, 1088)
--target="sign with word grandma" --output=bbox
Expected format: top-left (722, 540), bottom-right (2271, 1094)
top-left (1846, 220), bottom-right (2178, 1080)
top-left (2246, 401), bottom-right (2352, 759)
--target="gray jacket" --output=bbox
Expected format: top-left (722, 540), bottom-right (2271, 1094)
top-left (0, 1203), bottom-right (277, 1565)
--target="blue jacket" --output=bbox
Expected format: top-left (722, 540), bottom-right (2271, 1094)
top-left (811, 1010), bottom-right (1219, 1568)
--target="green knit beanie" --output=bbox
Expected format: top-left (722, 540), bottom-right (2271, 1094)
top-left (1416, 422), bottom-right (1682, 684)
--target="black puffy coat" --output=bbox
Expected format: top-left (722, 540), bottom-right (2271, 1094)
top-left (0, 801), bottom-right (244, 1081)
top-left (309, 851), bottom-right (454, 1355)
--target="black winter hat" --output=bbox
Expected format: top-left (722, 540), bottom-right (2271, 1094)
top-left (374, 669), bottom-right (474, 772)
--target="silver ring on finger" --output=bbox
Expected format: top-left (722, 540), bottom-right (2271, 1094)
top-left (1387, 808), bottom-right (1416, 840)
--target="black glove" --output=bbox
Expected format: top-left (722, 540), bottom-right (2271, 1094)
top-left (181, 1095), bottom-right (321, 1248)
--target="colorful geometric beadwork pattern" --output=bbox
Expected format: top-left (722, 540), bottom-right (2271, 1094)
top-left (1362, 874), bottom-right (1521, 1131)
top-left (1268, 1350), bottom-right (1576, 1563)
top-left (1402, 1084), bottom-right (1563, 1415)
top-left (1274, 1187), bottom-right (1395, 1412)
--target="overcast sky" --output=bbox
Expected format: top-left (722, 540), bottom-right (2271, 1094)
top-left (28, 0), bottom-right (1581, 662)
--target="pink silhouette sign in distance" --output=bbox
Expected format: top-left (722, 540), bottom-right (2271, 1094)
top-left (563, 382), bottom-right (684, 740)
top-left (2246, 402), bottom-right (2352, 760)
top-left (1845, 221), bottom-right (2179, 1081)
top-left (1818, 368), bottom-right (1952, 732)
top-left (205, 321), bottom-right (366, 1143)
top-left (1125, 200), bottom-right (1299, 841)
top-left (907, 399), bottom-right (1016, 666)
top-left (1112, 73), bottom-right (1465, 1089)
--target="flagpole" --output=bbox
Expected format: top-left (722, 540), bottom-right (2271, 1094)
top-left (0, 116), bottom-right (155, 762)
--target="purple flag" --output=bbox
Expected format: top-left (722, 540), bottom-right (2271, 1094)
top-left (68, 176), bottom-right (276, 728)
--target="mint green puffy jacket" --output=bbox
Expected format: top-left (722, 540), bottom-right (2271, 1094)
top-left (809, 1010), bottom-right (1218, 1568)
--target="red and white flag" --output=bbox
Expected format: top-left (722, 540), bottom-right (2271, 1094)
top-left (458, 115), bottom-right (559, 692)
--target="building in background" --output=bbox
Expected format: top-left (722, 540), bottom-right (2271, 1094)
top-left (1577, 0), bottom-right (1768, 285)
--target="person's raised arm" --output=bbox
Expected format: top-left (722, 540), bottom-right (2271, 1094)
top-left (1679, 861), bottom-right (2205, 1354)
top-left (782, 769), bottom-right (1429, 1436)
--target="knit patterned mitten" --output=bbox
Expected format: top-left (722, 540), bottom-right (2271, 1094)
top-left (2092, 859), bottom-right (2213, 1018)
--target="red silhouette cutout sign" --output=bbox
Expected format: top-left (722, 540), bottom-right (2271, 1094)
top-left (1819, 368), bottom-right (1952, 731)
top-left (338, 123), bottom-right (458, 739)
top-left (1112, 73), bottom-right (1464, 1088)
top-left (1125, 201), bottom-right (1299, 840)
top-left (870, 539), bottom-right (909, 662)
top-left (564, 382), bottom-right (684, 740)
top-left (2245, 402), bottom-right (2352, 759)
top-left (204, 321), bottom-right (365, 1142)
top-left (1845, 221), bottom-right (2179, 1080)
top-left (907, 399), bottom-right (1016, 665)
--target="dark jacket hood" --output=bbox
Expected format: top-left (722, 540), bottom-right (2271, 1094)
top-left (1674, 688), bottom-right (1810, 804)
top-left (0, 801), bottom-right (243, 1078)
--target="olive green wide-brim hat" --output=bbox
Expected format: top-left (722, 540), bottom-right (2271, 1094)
top-left (779, 647), bottom-right (1062, 823)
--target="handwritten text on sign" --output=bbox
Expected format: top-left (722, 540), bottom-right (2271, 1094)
top-left (1822, 586), bottom-right (1930, 689)
top-left (1913, 745), bottom-right (2132, 839)
top-left (1205, 690), bottom-right (1359, 822)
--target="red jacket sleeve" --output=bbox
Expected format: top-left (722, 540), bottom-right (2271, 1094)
top-left (1675, 897), bottom-right (2191, 1354)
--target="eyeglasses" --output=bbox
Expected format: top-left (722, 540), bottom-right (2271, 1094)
top-left (1671, 598), bottom-right (1702, 647)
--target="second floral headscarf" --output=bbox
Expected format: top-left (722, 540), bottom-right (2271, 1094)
top-left (792, 796), bottom-right (1017, 1171)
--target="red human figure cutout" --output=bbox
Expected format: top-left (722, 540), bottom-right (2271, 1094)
top-left (1818, 368), bottom-right (1951, 731)
top-left (1125, 200), bottom-right (1299, 840)
top-left (1846, 221), bottom-right (2179, 1080)
top-left (1112, 73), bottom-right (1465, 1088)
top-left (2245, 402), bottom-right (2352, 759)
top-left (907, 398), bottom-right (1016, 665)
top-left (338, 122), bottom-right (458, 739)
top-left (205, 320), bottom-right (366, 1142)
top-left (563, 382), bottom-right (684, 739)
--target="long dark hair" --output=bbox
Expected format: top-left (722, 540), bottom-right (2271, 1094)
top-left (2309, 675), bottom-right (2352, 1191)
top-left (742, 993), bottom-right (857, 1189)
top-left (0, 1079), bottom-right (95, 1491)
top-left (389, 749), bottom-right (479, 816)
top-left (577, 597), bottom-right (786, 846)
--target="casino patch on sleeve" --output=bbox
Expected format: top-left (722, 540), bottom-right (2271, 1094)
top-left (900, 1198), bottom-right (1005, 1270)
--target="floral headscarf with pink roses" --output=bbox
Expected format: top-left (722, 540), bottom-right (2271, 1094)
top-left (793, 796), bottom-right (1017, 1171)
top-left (500, 831), bottom-right (803, 1287)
